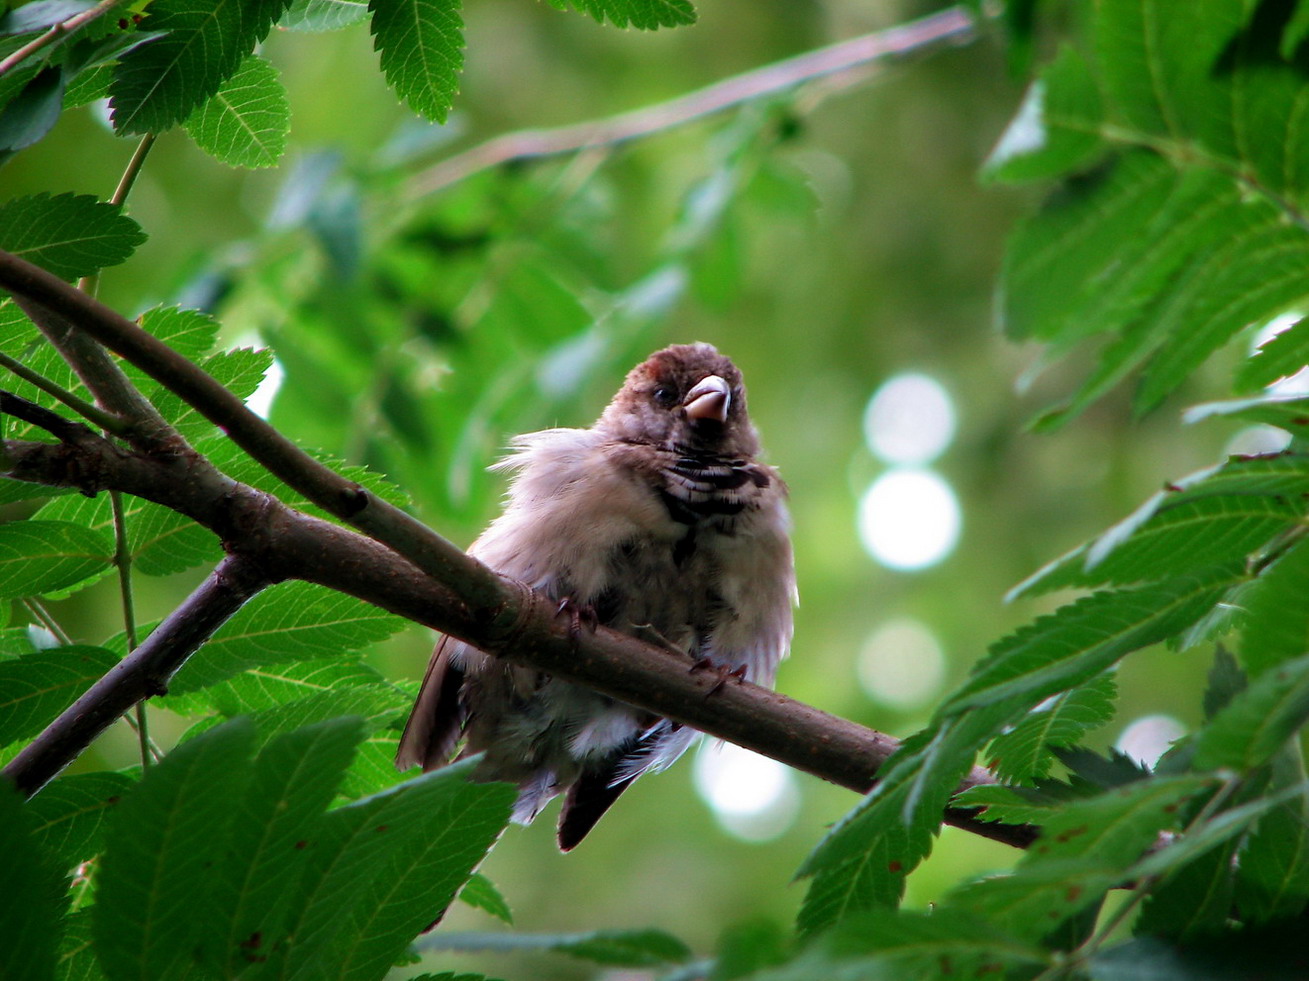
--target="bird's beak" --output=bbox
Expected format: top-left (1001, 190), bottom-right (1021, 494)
top-left (683, 375), bottom-right (731, 424)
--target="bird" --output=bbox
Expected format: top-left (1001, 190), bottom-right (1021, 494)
top-left (396, 342), bottom-right (795, 850)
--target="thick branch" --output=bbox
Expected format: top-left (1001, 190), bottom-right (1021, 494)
top-left (0, 251), bottom-right (507, 622)
top-left (407, 6), bottom-right (978, 198)
top-left (2, 555), bottom-right (273, 795)
top-left (2, 434), bottom-right (1030, 846)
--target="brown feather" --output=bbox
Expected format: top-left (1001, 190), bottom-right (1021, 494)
top-left (395, 635), bottom-right (466, 772)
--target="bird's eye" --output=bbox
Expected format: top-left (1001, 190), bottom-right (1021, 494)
top-left (652, 386), bottom-right (677, 407)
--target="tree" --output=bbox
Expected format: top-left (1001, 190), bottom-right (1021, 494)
top-left (1, 0), bottom-right (1308, 978)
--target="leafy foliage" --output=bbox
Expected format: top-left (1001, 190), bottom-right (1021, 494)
top-left (2, 0), bottom-right (1309, 979)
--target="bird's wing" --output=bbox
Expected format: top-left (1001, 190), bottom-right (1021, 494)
top-left (395, 634), bottom-right (467, 772)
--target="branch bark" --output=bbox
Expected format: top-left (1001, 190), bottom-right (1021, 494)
top-left (0, 250), bottom-right (1033, 848)
top-left (407, 6), bottom-right (979, 199)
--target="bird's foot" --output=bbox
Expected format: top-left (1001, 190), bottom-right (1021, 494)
top-left (555, 597), bottom-right (598, 642)
top-left (689, 658), bottom-right (748, 697)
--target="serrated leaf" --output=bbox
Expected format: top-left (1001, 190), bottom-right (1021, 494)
top-left (168, 581), bottom-right (406, 694)
top-left (108, 0), bottom-right (293, 134)
top-left (0, 780), bottom-right (62, 981)
top-left (1193, 653), bottom-right (1309, 772)
top-left (542, 0), bottom-right (695, 30)
top-left (35, 493), bottom-right (219, 578)
top-left (0, 193), bottom-right (145, 283)
top-left (281, 0), bottom-right (370, 30)
top-left (953, 784), bottom-right (1064, 826)
top-left (199, 718), bottom-right (365, 979)
top-left (952, 776), bottom-right (1210, 940)
top-left (26, 771), bottom-right (134, 874)
top-left (457, 873), bottom-right (512, 924)
top-left (419, 927), bottom-right (692, 966)
top-left (983, 45), bottom-right (1103, 183)
top-left (1183, 393), bottom-right (1309, 433)
top-left (948, 568), bottom-right (1238, 715)
top-left (256, 760), bottom-right (513, 981)
top-left (0, 520), bottom-right (113, 599)
top-left (159, 658), bottom-right (387, 717)
top-left (0, 645), bottom-right (118, 747)
top-left (137, 305), bottom-right (220, 361)
top-left (56, 908), bottom-right (99, 981)
top-left (148, 347), bottom-right (273, 439)
top-left (184, 54), bottom-right (289, 169)
top-left (368, 0), bottom-right (464, 122)
top-left (987, 674), bottom-right (1117, 783)
top-left (93, 718), bottom-right (257, 981)
top-left (1236, 750), bottom-right (1309, 923)
top-left (1243, 537), bottom-right (1309, 677)
top-left (1237, 316), bottom-right (1309, 392)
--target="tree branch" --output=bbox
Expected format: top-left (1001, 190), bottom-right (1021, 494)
top-left (0, 0), bottom-right (129, 78)
top-left (2, 554), bottom-right (273, 795)
top-left (1, 426), bottom-right (1032, 846)
top-left (407, 5), bottom-right (979, 199)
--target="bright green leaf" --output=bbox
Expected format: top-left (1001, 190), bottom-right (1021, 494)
top-left (0, 645), bottom-right (117, 747)
top-left (26, 771), bottom-right (134, 874)
top-left (987, 674), bottom-right (1117, 783)
top-left (0, 193), bottom-right (145, 283)
top-left (1193, 653), bottom-right (1309, 772)
top-left (1243, 538), bottom-right (1309, 676)
top-left (457, 873), bottom-right (513, 924)
top-left (368, 0), bottom-right (464, 123)
top-left (282, 0), bottom-right (370, 30)
top-left (541, 0), bottom-right (695, 30)
top-left (184, 54), bottom-right (290, 169)
top-left (108, 0), bottom-right (293, 134)
top-left (0, 520), bottom-right (113, 600)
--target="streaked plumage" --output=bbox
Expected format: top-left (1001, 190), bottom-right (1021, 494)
top-left (396, 342), bottom-right (795, 849)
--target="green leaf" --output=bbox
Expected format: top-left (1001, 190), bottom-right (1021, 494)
top-left (281, 0), bottom-right (370, 31)
top-left (0, 780), bottom-right (62, 981)
top-left (148, 347), bottom-right (273, 439)
top-left (368, 0), bottom-right (464, 123)
top-left (983, 45), bottom-right (1103, 183)
top-left (1193, 653), bottom-right (1309, 772)
top-left (952, 783), bottom-right (1065, 826)
top-left (457, 872), bottom-right (513, 924)
top-left (183, 54), bottom-right (290, 169)
top-left (93, 718), bottom-right (257, 981)
top-left (0, 193), bottom-right (145, 282)
top-left (159, 657), bottom-right (388, 717)
top-left (26, 771), bottom-right (134, 874)
top-left (137, 305), bottom-right (221, 361)
top-left (108, 0), bottom-right (293, 134)
top-left (35, 493), bottom-right (219, 578)
top-left (257, 760), bottom-right (513, 981)
top-left (199, 718), bottom-right (365, 979)
top-left (951, 776), bottom-right (1210, 941)
top-left (986, 674), bottom-right (1117, 783)
top-left (1091, 931), bottom-right (1309, 980)
top-left (541, 0), bottom-right (695, 30)
top-left (56, 908), bottom-right (100, 981)
top-left (0, 645), bottom-right (118, 747)
top-left (0, 66), bottom-right (66, 152)
top-left (1237, 316), bottom-right (1309, 392)
top-left (1182, 393), bottom-right (1309, 433)
top-left (418, 927), bottom-right (693, 966)
top-left (168, 582), bottom-right (405, 694)
top-left (1235, 749), bottom-right (1309, 923)
top-left (0, 520), bottom-right (113, 599)
top-left (948, 568), bottom-right (1237, 715)
top-left (1243, 538), bottom-right (1309, 677)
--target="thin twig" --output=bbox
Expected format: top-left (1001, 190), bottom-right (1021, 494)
top-left (0, 0), bottom-right (129, 78)
top-left (80, 133), bottom-right (158, 297)
top-left (0, 350), bottom-right (128, 434)
top-left (407, 5), bottom-right (978, 199)
top-left (3, 555), bottom-right (273, 795)
top-left (22, 599), bottom-right (72, 647)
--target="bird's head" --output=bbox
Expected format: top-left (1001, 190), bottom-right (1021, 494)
top-left (599, 342), bottom-right (760, 458)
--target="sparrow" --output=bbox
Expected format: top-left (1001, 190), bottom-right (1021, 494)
top-left (396, 342), bottom-right (795, 850)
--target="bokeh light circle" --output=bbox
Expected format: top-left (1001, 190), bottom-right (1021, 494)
top-left (858, 468), bottom-right (962, 570)
top-left (863, 372), bottom-right (956, 465)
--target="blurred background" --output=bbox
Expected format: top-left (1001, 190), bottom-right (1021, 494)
top-left (4, 0), bottom-right (1241, 976)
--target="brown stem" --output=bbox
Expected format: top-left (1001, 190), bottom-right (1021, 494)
top-left (2, 555), bottom-right (273, 795)
top-left (1, 433), bottom-right (1029, 846)
top-left (407, 6), bottom-right (979, 199)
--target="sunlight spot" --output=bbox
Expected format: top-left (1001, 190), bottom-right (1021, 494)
top-left (857, 618), bottom-right (947, 710)
top-left (244, 356), bottom-right (285, 419)
top-left (863, 373), bottom-right (956, 465)
top-left (693, 741), bottom-right (800, 842)
top-left (1116, 714), bottom-right (1185, 769)
top-left (858, 468), bottom-right (962, 571)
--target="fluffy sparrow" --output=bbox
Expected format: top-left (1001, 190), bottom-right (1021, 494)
top-left (396, 342), bottom-right (795, 849)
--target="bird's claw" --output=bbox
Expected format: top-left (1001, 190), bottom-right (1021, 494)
top-left (690, 658), bottom-right (748, 697)
top-left (556, 597), bottom-right (598, 642)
